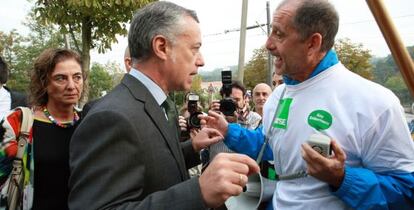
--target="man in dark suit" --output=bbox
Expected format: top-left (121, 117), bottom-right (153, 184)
top-left (0, 56), bottom-right (27, 118)
top-left (68, 2), bottom-right (259, 210)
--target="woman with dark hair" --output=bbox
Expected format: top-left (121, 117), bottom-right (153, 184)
top-left (0, 48), bottom-right (85, 210)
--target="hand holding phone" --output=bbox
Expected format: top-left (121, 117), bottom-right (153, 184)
top-left (306, 133), bottom-right (331, 157)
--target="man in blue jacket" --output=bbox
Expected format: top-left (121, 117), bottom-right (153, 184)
top-left (201, 0), bottom-right (414, 209)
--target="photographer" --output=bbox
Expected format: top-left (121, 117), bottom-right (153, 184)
top-left (210, 81), bottom-right (261, 129)
top-left (179, 92), bottom-right (205, 141)
top-left (178, 92), bottom-right (207, 177)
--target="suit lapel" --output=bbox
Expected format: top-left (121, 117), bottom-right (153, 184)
top-left (121, 74), bottom-right (188, 180)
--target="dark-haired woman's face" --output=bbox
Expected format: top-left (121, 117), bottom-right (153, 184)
top-left (46, 59), bottom-right (83, 106)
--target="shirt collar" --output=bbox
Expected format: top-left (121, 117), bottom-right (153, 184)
top-left (129, 68), bottom-right (166, 106)
top-left (283, 49), bottom-right (339, 85)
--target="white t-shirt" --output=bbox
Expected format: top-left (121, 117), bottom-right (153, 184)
top-left (262, 63), bottom-right (414, 210)
top-left (0, 86), bottom-right (11, 119)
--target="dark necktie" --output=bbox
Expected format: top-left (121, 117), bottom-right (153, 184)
top-left (162, 97), bottom-right (177, 130)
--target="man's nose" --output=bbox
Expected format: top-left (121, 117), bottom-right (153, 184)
top-left (265, 36), bottom-right (275, 51)
top-left (196, 53), bottom-right (205, 67)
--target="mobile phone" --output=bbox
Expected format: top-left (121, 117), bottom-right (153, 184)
top-left (307, 133), bottom-right (331, 157)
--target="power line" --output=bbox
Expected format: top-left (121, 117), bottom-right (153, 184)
top-left (204, 14), bottom-right (414, 37)
top-left (203, 23), bottom-right (267, 37)
top-left (341, 14), bottom-right (414, 25)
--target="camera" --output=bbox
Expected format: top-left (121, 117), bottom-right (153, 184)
top-left (187, 93), bottom-right (203, 129)
top-left (219, 70), bottom-right (236, 116)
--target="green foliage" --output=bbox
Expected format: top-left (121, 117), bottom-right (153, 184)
top-left (88, 63), bottom-right (113, 100)
top-left (190, 75), bottom-right (209, 109)
top-left (372, 46), bottom-right (414, 105)
top-left (103, 61), bottom-right (125, 86)
top-left (0, 12), bottom-right (68, 91)
top-left (243, 47), bottom-right (268, 90)
top-left (33, 0), bottom-right (155, 72)
top-left (191, 75), bottom-right (203, 93)
top-left (0, 30), bottom-right (28, 91)
top-left (172, 91), bottom-right (185, 109)
top-left (172, 75), bottom-right (205, 110)
top-left (373, 56), bottom-right (396, 84)
top-left (384, 74), bottom-right (412, 104)
top-left (334, 38), bottom-right (373, 80)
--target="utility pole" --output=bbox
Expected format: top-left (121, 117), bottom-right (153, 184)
top-left (237, 0), bottom-right (248, 84)
top-left (266, 1), bottom-right (274, 86)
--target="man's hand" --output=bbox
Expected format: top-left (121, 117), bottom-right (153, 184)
top-left (199, 111), bottom-right (229, 136)
top-left (199, 153), bottom-right (260, 208)
top-left (191, 128), bottom-right (223, 152)
top-left (178, 115), bottom-right (187, 132)
top-left (301, 139), bottom-right (346, 188)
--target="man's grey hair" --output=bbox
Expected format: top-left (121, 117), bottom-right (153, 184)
top-left (128, 1), bottom-right (199, 63)
top-left (278, 0), bottom-right (339, 52)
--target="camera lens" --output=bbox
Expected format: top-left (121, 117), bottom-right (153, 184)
top-left (188, 112), bottom-right (202, 129)
top-left (220, 98), bottom-right (236, 116)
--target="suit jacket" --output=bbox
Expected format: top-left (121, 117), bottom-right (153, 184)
top-left (69, 74), bottom-right (205, 210)
top-left (4, 86), bottom-right (27, 109)
top-left (81, 98), bottom-right (100, 117)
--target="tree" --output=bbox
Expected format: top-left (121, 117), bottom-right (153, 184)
top-left (191, 75), bottom-right (203, 93)
top-left (0, 30), bottom-right (28, 91)
top-left (384, 74), bottom-right (412, 104)
top-left (0, 11), bottom-right (69, 91)
top-left (243, 47), bottom-right (268, 90)
top-left (103, 60), bottom-right (125, 86)
top-left (334, 38), bottom-right (373, 80)
top-left (372, 56), bottom-right (396, 84)
top-left (88, 63), bottom-right (113, 100)
top-left (33, 0), bottom-right (154, 72)
top-left (371, 45), bottom-right (414, 104)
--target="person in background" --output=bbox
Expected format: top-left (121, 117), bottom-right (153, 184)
top-left (210, 81), bottom-right (261, 129)
top-left (244, 89), bottom-right (252, 110)
top-left (178, 92), bottom-right (206, 177)
top-left (207, 81), bottom-right (262, 163)
top-left (123, 46), bottom-right (132, 73)
top-left (252, 83), bottom-right (272, 118)
top-left (68, 2), bottom-right (259, 210)
top-left (0, 56), bottom-right (27, 118)
top-left (179, 92), bottom-right (204, 140)
top-left (0, 48), bottom-right (85, 210)
top-left (201, 0), bottom-right (414, 209)
top-left (272, 71), bottom-right (283, 89)
top-left (252, 82), bottom-right (275, 210)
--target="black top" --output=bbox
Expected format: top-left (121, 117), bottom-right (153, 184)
top-left (32, 119), bottom-right (77, 210)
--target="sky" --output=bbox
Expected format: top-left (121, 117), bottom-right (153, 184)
top-left (0, 0), bottom-right (413, 72)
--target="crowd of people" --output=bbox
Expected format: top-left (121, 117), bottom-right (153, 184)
top-left (0, 0), bottom-right (413, 210)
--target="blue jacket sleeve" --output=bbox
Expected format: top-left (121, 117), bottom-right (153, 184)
top-left (223, 123), bottom-right (273, 161)
top-left (333, 166), bottom-right (414, 210)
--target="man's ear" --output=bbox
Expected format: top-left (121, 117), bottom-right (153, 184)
top-left (152, 35), bottom-right (170, 60)
top-left (307, 33), bottom-right (323, 55)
